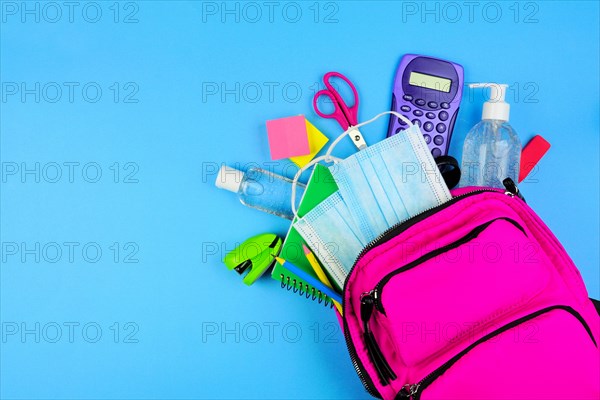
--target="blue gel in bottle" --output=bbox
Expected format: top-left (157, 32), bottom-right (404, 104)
top-left (215, 165), bottom-right (306, 220)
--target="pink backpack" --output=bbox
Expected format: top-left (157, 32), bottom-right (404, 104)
top-left (342, 184), bottom-right (600, 399)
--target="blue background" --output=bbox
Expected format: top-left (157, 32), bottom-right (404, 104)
top-left (1, 1), bottom-right (598, 399)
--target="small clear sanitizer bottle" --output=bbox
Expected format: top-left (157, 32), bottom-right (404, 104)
top-left (215, 165), bottom-right (306, 220)
top-left (459, 83), bottom-right (521, 189)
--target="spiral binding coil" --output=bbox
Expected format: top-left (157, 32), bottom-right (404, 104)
top-left (279, 274), bottom-right (334, 308)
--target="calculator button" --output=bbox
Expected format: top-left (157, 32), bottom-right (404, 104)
top-left (436, 123), bottom-right (446, 133)
top-left (428, 101), bottom-right (438, 109)
top-left (426, 112), bottom-right (435, 119)
top-left (423, 121), bottom-right (434, 132)
top-left (398, 117), bottom-right (407, 125)
top-left (402, 94), bottom-right (413, 101)
top-left (432, 148), bottom-right (442, 158)
top-left (413, 109), bottom-right (423, 117)
top-left (439, 111), bottom-right (449, 121)
top-left (434, 135), bottom-right (444, 145)
top-left (395, 128), bottom-right (402, 134)
top-left (412, 119), bottom-right (421, 127)
top-left (423, 134), bottom-right (431, 144)
top-left (400, 105), bottom-right (411, 112)
top-left (440, 102), bottom-right (450, 109)
top-left (415, 99), bottom-right (426, 106)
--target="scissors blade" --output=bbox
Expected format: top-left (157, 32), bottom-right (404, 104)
top-left (349, 127), bottom-right (367, 150)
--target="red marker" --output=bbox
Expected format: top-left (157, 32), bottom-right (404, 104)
top-left (519, 135), bottom-right (551, 182)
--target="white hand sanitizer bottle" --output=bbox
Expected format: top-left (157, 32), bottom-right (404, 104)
top-left (215, 165), bottom-right (306, 220)
top-left (459, 83), bottom-right (521, 188)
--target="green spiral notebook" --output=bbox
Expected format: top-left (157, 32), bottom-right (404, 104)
top-left (271, 164), bottom-right (340, 301)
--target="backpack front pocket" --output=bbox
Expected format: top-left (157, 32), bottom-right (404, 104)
top-left (363, 216), bottom-right (552, 378)
top-left (401, 306), bottom-right (599, 400)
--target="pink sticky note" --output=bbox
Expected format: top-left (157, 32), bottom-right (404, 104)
top-left (266, 115), bottom-right (311, 160)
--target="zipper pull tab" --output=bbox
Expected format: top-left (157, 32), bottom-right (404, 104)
top-left (360, 290), bottom-right (375, 323)
top-left (360, 289), bottom-right (397, 386)
top-left (502, 177), bottom-right (526, 202)
top-left (397, 383), bottom-right (420, 399)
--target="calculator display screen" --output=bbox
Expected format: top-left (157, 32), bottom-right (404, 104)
top-left (409, 71), bottom-right (451, 93)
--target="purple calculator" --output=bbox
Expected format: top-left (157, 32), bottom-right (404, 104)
top-left (387, 54), bottom-right (464, 158)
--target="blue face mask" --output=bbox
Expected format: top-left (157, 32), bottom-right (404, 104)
top-left (294, 191), bottom-right (366, 289)
top-left (290, 111), bottom-right (452, 283)
top-left (330, 123), bottom-right (452, 242)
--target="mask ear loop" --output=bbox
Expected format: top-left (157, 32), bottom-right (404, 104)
top-left (290, 154), bottom-right (342, 217)
top-left (350, 110), bottom-right (414, 133)
top-left (290, 111), bottom-right (414, 217)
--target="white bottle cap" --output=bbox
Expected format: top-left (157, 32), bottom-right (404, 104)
top-left (470, 83), bottom-right (510, 122)
top-left (215, 165), bottom-right (244, 193)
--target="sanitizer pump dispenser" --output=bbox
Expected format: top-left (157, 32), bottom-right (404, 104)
top-left (459, 83), bottom-right (521, 189)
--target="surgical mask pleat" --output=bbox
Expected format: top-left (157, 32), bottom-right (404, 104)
top-left (368, 146), bottom-right (408, 226)
top-left (331, 158), bottom-right (386, 242)
top-left (383, 127), bottom-right (444, 216)
top-left (332, 124), bottom-right (452, 244)
top-left (381, 134), bottom-right (424, 217)
top-left (328, 203), bottom-right (365, 275)
top-left (356, 152), bottom-right (395, 239)
top-left (294, 192), bottom-right (365, 287)
top-left (332, 191), bottom-right (368, 247)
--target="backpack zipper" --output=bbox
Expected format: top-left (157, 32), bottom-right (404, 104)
top-left (396, 305), bottom-right (597, 400)
top-left (343, 291), bottom-right (383, 398)
top-left (358, 216), bottom-right (525, 385)
top-left (342, 180), bottom-right (522, 397)
top-left (361, 290), bottom-right (397, 385)
top-left (351, 189), bottom-right (495, 268)
top-left (503, 177), bottom-right (525, 201)
top-left (352, 179), bottom-right (520, 271)
top-left (369, 216), bottom-right (526, 313)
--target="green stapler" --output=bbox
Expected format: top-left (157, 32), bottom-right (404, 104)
top-left (223, 233), bottom-right (282, 285)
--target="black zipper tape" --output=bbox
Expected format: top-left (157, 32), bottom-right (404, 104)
top-left (342, 190), bottom-right (502, 398)
top-left (375, 217), bottom-right (525, 313)
top-left (361, 293), bottom-right (396, 385)
top-left (398, 305), bottom-right (597, 400)
top-left (342, 189), bottom-right (523, 397)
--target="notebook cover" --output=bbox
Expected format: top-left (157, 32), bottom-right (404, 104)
top-left (271, 164), bottom-right (339, 294)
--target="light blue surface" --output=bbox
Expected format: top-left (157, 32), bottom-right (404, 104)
top-left (1, 1), bottom-right (598, 399)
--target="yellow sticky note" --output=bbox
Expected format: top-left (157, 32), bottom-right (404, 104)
top-left (289, 119), bottom-right (329, 168)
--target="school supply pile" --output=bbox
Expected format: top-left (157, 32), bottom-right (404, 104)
top-left (271, 164), bottom-right (340, 310)
top-left (213, 53), bottom-right (600, 399)
top-left (294, 114), bottom-right (451, 289)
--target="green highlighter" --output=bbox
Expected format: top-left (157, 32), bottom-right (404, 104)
top-left (223, 233), bottom-right (283, 285)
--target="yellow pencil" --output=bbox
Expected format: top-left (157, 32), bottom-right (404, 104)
top-left (302, 243), bottom-right (343, 315)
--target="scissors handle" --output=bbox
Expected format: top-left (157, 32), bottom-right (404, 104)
top-left (312, 71), bottom-right (360, 129)
top-left (312, 89), bottom-right (351, 130)
top-left (323, 71), bottom-right (359, 126)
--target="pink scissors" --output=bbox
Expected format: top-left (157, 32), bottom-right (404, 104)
top-left (313, 71), bottom-right (367, 150)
